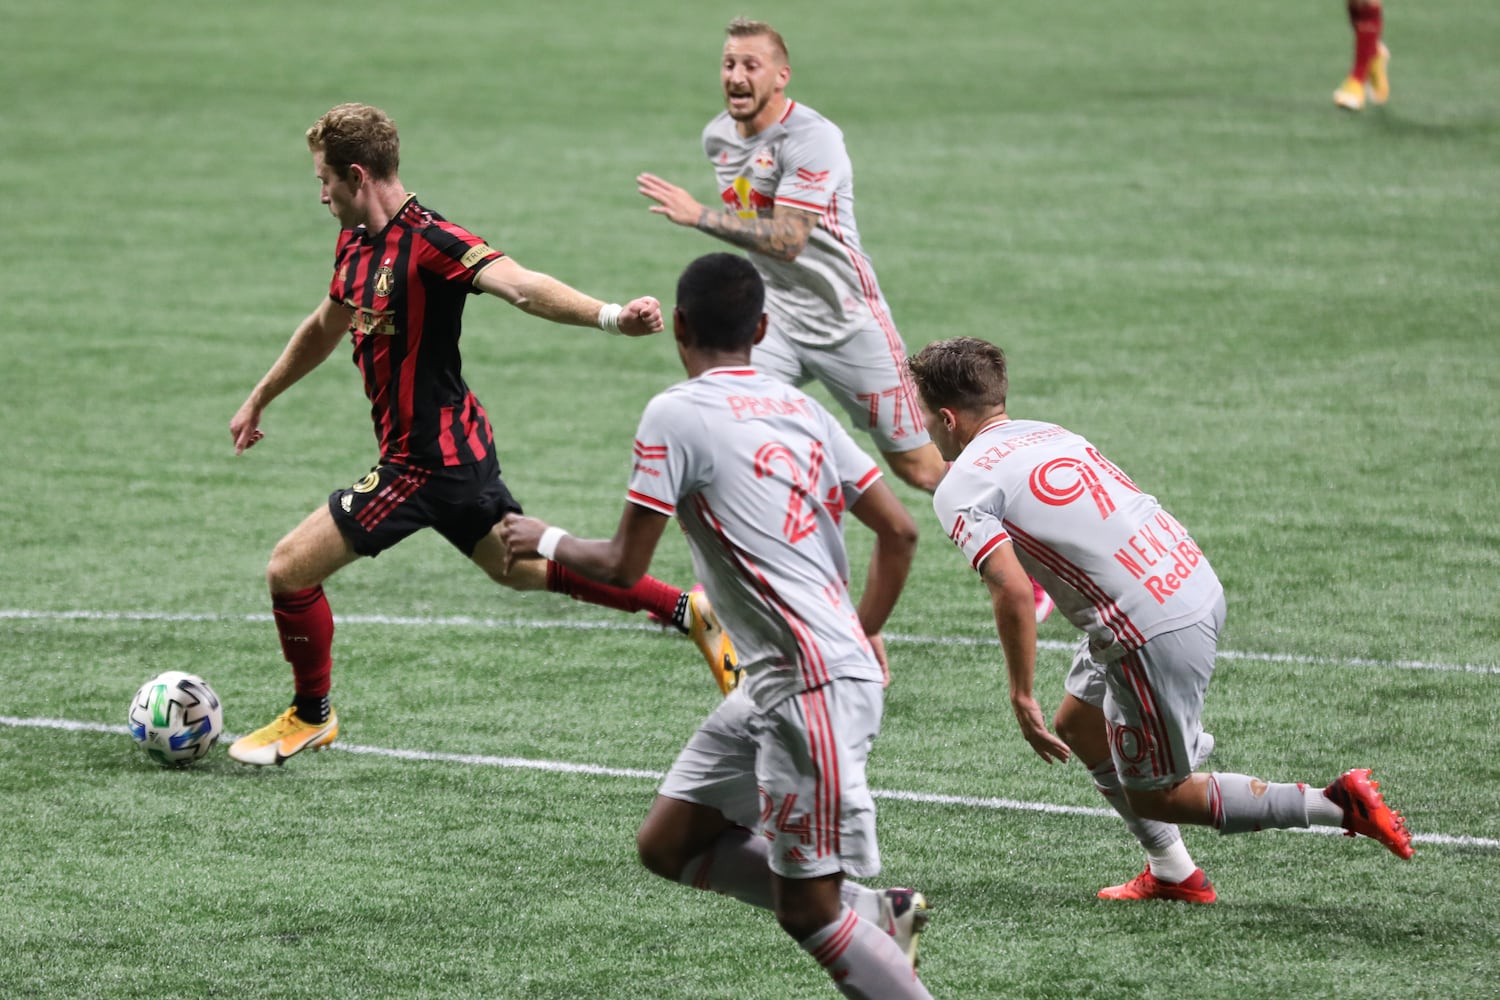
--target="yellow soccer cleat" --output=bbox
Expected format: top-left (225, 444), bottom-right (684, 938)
top-left (1368, 44), bottom-right (1391, 105)
top-left (685, 589), bottom-right (742, 696)
top-left (1333, 75), bottom-right (1367, 111)
top-left (228, 705), bottom-right (339, 766)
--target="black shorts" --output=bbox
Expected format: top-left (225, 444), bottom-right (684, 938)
top-left (327, 453), bottom-right (522, 558)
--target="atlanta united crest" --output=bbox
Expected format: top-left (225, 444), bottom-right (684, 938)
top-left (374, 262), bottom-right (395, 298)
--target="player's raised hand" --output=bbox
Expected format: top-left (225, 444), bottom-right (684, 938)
top-left (618, 296), bottom-right (664, 336)
top-left (1012, 693), bottom-right (1071, 764)
top-left (637, 173), bottom-right (704, 227)
top-left (230, 398), bottom-right (266, 455)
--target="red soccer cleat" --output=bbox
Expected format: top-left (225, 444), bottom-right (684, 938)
top-left (1098, 867), bottom-right (1217, 904)
top-left (1323, 768), bottom-right (1414, 860)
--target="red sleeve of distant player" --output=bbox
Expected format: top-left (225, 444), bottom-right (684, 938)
top-left (415, 220), bottom-right (506, 287)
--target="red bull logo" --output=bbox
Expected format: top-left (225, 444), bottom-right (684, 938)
top-left (722, 177), bottom-right (773, 219)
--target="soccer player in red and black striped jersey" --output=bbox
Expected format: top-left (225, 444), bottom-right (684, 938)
top-left (1334, 0), bottom-right (1391, 111)
top-left (226, 103), bottom-right (738, 766)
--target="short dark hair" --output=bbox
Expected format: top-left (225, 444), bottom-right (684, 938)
top-left (306, 103), bottom-right (400, 181)
top-left (906, 337), bottom-right (1009, 412)
top-left (676, 253), bottom-right (765, 351)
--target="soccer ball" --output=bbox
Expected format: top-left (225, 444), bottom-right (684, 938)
top-left (127, 671), bottom-right (224, 766)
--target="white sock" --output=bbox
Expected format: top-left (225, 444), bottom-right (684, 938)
top-left (1207, 773), bottom-right (1315, 833)
top-left (841, 880), bottom-right (884, 925)
top-left (1305, 784), bottom-right (1347, 827)
top-left (677, 827), bottom-right (775, 910)
top-left (1146, 838), bottom-right (1197, 884)
top-left (1089, 759), bottom-right (1183, 852)
top-left (800, 905), bottom-right (935, 999)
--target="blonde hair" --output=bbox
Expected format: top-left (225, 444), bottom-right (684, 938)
top-left (726, 16), bottom-right (789, 62)
top-left (306, 103), bottom-right (400, 181)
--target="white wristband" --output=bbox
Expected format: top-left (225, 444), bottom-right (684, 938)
top-left (597, 302), bottom-right (624, 334)
top-left (537, 526), bottom-right (570, 561)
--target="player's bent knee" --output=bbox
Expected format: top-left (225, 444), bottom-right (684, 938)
top-left (1052, 696), bottom-right (1108, 760)
top-left (266, 542), bottom-right (309, 594)
top-left (635, 830), bottom-right (685, 881)
top-left (1053, 710), bottom-right (1085, 749)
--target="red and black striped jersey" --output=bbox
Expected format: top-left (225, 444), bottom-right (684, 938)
top-left (328, 195), bottom-right (505, 468)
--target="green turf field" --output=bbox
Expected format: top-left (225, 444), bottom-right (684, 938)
top-left (3, 1), bottom-right (1497, 997)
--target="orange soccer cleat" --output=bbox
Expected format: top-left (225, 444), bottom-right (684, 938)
top-left (1098, 867), bottom-right (1217, 904)
top-left (1323, 768), bottom-right (1414, 859)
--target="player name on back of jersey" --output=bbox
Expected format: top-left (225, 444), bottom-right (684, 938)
top-left (726, 393), bottom-right (815, 421)
top-left (1112, 510), bottom-right (1209, 606)
top-left (970, 425), bottom-right (1070, 469)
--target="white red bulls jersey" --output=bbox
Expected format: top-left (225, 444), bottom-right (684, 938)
top-left (934, 417), bottom-right (1224, 661)
top-left (627, 367), bottom-right (885, 709)
top-left (703, 102), bottom-right (887, 347)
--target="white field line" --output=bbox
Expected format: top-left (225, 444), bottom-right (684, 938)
top-left (3, 714), bottom-right (1495, 851)
top-left (4, 607), bottom-right (1498, 675)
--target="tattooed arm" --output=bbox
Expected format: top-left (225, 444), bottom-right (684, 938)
top-left (693, 203), bottom-right (817, 261)
top-left (637, 172), bottom-right (817, 262)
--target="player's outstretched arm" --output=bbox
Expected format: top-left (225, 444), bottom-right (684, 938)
top-left (980, 543), bottom-right (1070, 764)
top-left (498, 504), bottom-right (670, 588)
top-left (847, 479), bottom-right (919, 645)
top-left (473, 256), bottom-right (662, 336)
top-left (230, 296), bottom-right (351, 454)
top-left (637, 172), bottom-right (816, 262)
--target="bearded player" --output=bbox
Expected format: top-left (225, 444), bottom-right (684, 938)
top-left (638, 17), bottom-right (1056, 628)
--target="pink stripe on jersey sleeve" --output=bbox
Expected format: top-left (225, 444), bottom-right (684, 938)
top-left (627, 489), bottom-right (674, 516)
top-left (853, 467), bottom-right (882, 491)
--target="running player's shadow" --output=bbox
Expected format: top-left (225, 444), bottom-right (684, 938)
top-left (1094, 86), bottom-right (1500, 141)
top-left (1365, 108), bottom-right (1500, 140)
top-left (1225, 899), bottom-right (1468, 949)
top-left (115, 745), bottom-right (281, 777)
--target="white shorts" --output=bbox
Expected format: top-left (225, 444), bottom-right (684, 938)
top-left (753, 318), bottom-right (931, 455)
top-left (658, 679), bottom-right (884, 880)
top-left (1066, 595), bottom-right (1225, 791)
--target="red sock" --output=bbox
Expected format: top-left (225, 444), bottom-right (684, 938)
top-left (1348, 1), bottom-right (1383, 81)
top-left (272, 586), bottom-right (334, 698)
top-left (545, 561), bottom-right (680, 620)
